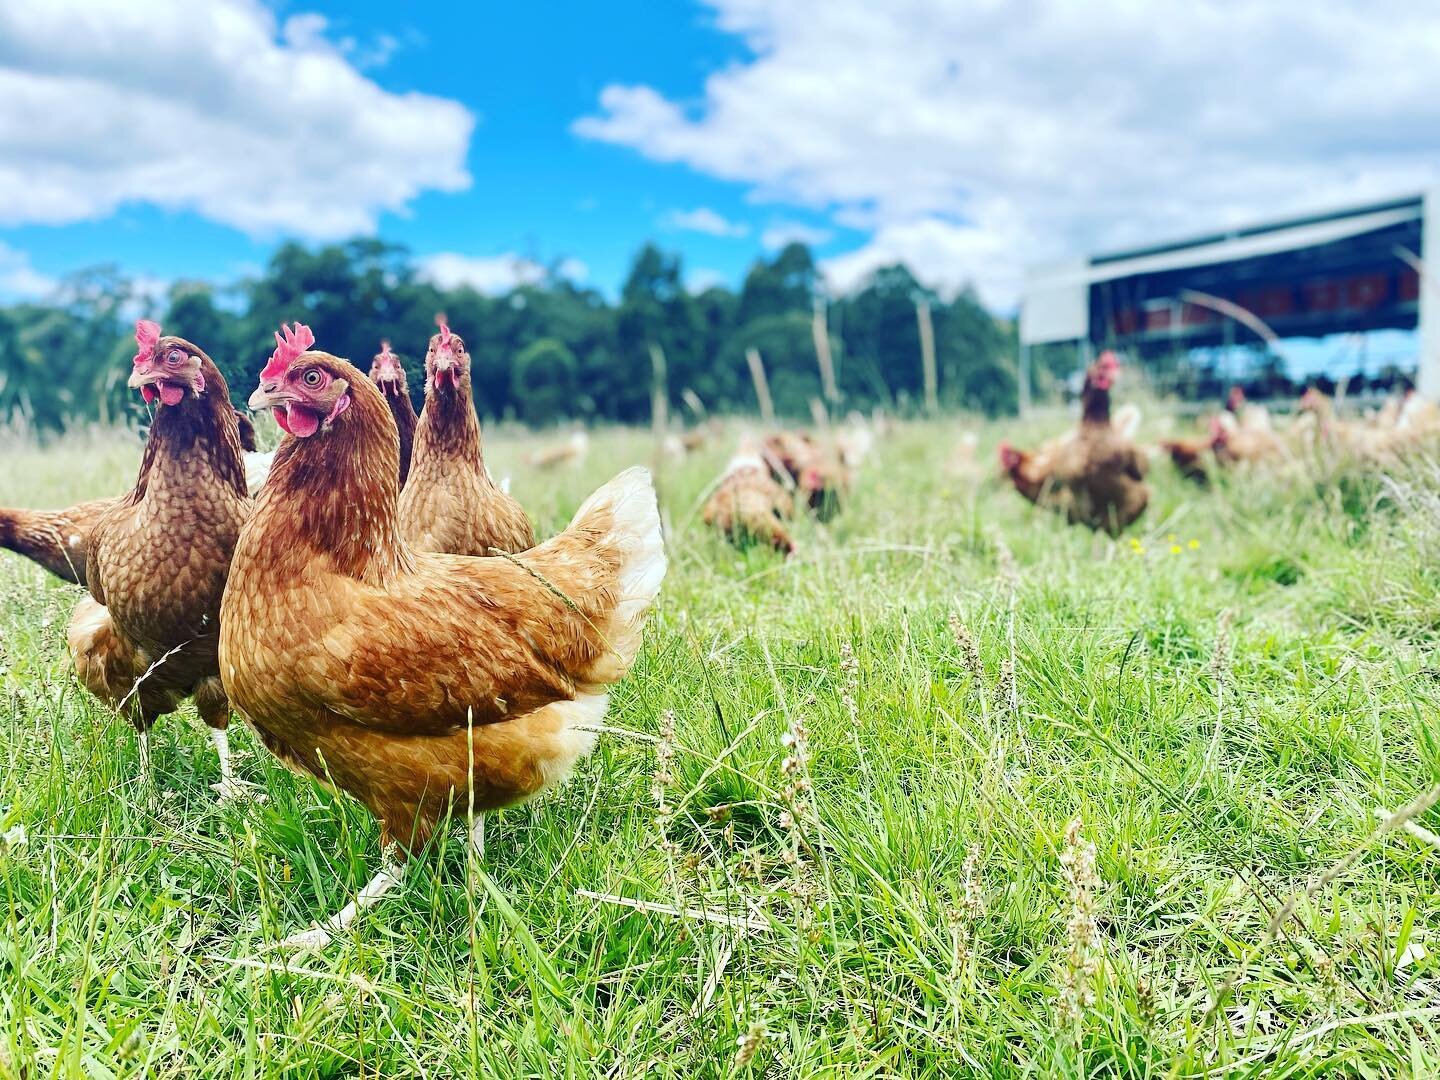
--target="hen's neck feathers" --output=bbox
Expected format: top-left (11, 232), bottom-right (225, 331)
top-left (130, 359), bottom-right (247, 503)
top-left (262, 356), bottom-right (410, 582)
top-left (380, 384), bottom-right (418, 483)
top-left (418, 379), bottom-right (486, 469)
top-left (1079, 378), bottom-right (1112, 427)
top-left (381, 383), bottom-right (419, 427)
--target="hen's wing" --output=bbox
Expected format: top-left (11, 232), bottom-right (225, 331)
top-left (0, 496), bottom-right (119, 586)
top-left (259, 468), bottom-right (664, 737)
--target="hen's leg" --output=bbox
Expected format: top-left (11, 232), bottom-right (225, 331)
top-left (208, 727), bottom-right (252, 799)
top-left (196, 677), bottom-right (259, 800)
top-left (271, 844), bottom-right (404, 953)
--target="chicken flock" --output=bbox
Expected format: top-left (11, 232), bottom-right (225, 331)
top-left (2, 318), bottom-right (666, 950)
top-left (1, 327), bottom-right (1434, 950)
top-left (996, 350), bottom-right (1440, 535)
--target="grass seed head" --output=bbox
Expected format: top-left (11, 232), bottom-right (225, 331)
top-left (1058, 818), bottom-right (1102, 1028)
top-left (733, 1019), bottom-right (769, 1068)
top-left (839, 641), bottom-right (860, 728)
top-left (949, 613), bottom-right (985, 685)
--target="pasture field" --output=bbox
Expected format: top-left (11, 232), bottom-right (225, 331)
top-left (1, 413), bottom-right (1439, 1077)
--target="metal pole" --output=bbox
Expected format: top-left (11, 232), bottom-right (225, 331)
top-left (812, 297), bottom-right (839, 404)
top-left (649, 343), bottom-right (668, 476)
top-left (1018, 342), bottom-right (1032, 417)
top-left (746, 347), bottom-right (775, 425)
top-left (916, 297), bottom-right (938, 415)
top-left (1417, 189), bottom-right (1440, 397)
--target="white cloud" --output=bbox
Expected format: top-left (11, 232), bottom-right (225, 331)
top-left (821, 217), bottom-right (1013, 299)
top-left (0, 0), bottom-right (473, 239)
top-left (418, 252), bottom-right (587, 294)
top-left (555, 257), bottom-right (590, 283)
top-left (687, 267), bottom-right (728, 293)
top-left (0, 242), bottom-right (56, 299)
top-left (576, 0), bottom-right (1440, 306)
top-left (663, 207), bottom-right (750, 237)
top-left (761, 221), bottom-right (833, 251)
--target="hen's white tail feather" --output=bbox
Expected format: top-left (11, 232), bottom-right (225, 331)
top-left (567, 466), bottom-right (666, 678)
top-left (1113, 403), bottom-right (1142, 440)
top-left (244, 450), bottom-right (275, 495)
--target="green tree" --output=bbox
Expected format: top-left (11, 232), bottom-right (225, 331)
top-left (510, 338), bottom-right (578, 426)
top-left (737, 243), bottom-right (818, 326)
top-left (720, 311), bottom-right (836, 418)
top-left (690, 285), bottom-right (740, 412)
top-left (0, 237), bottom-right (1015, 431)
top-left (164, 282), bottom-right (246, 401)
top-left (614, 244), bottom-right (701, 422)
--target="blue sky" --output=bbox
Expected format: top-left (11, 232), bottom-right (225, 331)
top-left (0, 0), bottom-right (858, 302)
top-left (1, 0), bottom-right (1438, 318)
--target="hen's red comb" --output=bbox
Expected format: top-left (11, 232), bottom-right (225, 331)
top-left (133, 319), bottom-right (161, 367)
top-left (378, 339), bottom-right (393, 358)
top-left (437, 319), bottom-right (452, 349)
top-left (261, 322), bottom-right (316, 381)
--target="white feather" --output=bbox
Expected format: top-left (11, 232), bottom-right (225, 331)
top-left (566, 466), bottom-right (666, 657)
top-left (1112, 403), bottom-right (1142, 440)
top-left (244, 450), bottom-right (274, 495)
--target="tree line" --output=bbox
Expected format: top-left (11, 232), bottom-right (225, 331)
top-left (0, 238), bottom-right (1019, 432)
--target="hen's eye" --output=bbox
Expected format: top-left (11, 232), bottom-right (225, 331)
top-left (166, 349), bottom-right (185, 365)
top-left (302, 369), bottom-right (323, 388)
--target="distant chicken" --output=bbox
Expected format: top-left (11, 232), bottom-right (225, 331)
top-left (1297, 385), bottom-right (1440, 462)
top-left (1159, 428), bottom-right (1216, 485)
top-left (68, 320), bottom-right (251, 795)
top-left (663, 419), bottom-right (724, 459)
top-left (998, 350), bottom-right (1148, 536)
top-left (398, 322), bottom-right (534, 557)
top-left (235, 410), bottom-right (258, 453)
top-left (368, 340), bottom-right (418, 486)
top-left (223, 328), bottom-right (665, 949)
top-left (762, 431), bottom-right (850, 520)
top-left (1226, 386), bottom-right (1273, 432)
top-left (1210, 413), bottom-right (1286, 467)
top-left (702, 440), bottom-right (796, 554)
top-left (526, 430), bottom-right (590, 469)
top-left (1396, 387), bottom-right (1440, 435)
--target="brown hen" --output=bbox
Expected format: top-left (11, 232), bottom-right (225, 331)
top-left (398, 322), bottom-right (533, 556)
top-left (1, 497), bottom-right (119, 587)
top-left (762, 430), bottom-right (851, 520)
top-left (222, 328), bottom-right (665, 949)
top-left (368, 340), bottom-right (418, 486)
top-left (68, 320), bottom-right (251, 794)
top-left (998, 351), bottom-right (1148, 536)
top-left (702, 442), bottom-right (796, 554)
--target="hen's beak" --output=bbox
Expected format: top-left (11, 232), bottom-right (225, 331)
top-left (248, 380), bottom-right (288, 410)
top-left (127, 365), bottom-right (160, 390)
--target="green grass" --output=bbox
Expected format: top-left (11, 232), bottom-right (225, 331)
top-left (2, 412), bottom-right (1440, 1077)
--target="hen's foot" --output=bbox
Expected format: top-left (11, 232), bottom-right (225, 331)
top-left (211, 776), bottom-right (266, 802)
top-left (268, 924), bottom-right (334, 954)
top-left (262, 857), bottom-right (403, 954)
